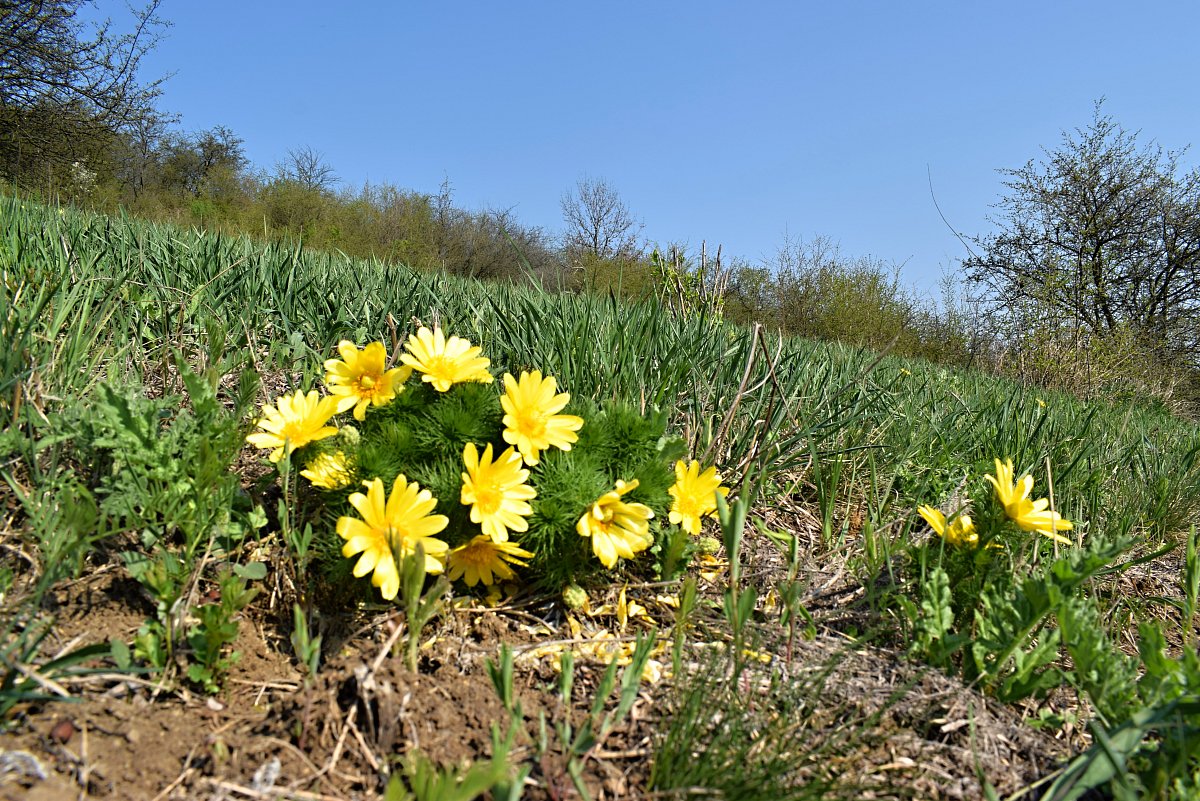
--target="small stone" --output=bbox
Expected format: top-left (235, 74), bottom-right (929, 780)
top-left (48, 719), bottom-right (75, 744)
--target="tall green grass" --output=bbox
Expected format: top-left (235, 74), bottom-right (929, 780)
top-left (6, 195), bottom-right (1200, 544)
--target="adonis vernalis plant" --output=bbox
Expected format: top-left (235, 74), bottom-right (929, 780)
top-left (669, 459), bottom-right (730, 535)
top-left (916, 505), bottom-right (978, 548)
top-left (324, 340), bottom-right (412, 420)
top-left (336, 475), bottom-right (450, 600)
top-left (400, 326), bottom-right (493, 392)
top-left (460, 443), bottom-right (536, 542)
top-left (577, 479), bottom-right (656, 569)
top-left (985, 457), bottom-right (1074, 544)
top-left (903, 455), bottom-right (1089, 700)
top-left (500, 369), bottom-right (584, 466)
top-left (246, 389), bottom-right (340, 462)
top-left (247, 327), bottom-right (733, 600)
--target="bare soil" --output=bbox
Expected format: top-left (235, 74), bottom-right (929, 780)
top-left (1, 515), bottom-right (1111, 801)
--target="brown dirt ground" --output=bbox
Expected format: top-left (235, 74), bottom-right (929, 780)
top-left (0, 547), bottom-right (1094, 801)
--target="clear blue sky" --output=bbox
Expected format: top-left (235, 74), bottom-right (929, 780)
top-left (107, 1), bottom-right (1200, 292)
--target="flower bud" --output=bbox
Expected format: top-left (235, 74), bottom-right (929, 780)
top-left (561, 582), bottom-right (588, 611)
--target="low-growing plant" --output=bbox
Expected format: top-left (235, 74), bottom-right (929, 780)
top-left (382, 720), bottom-right (521, 801)
top-left (650, 642), bottom-right (883, 799)
top-left (393, 544), bottom-right (450, 673)
top-left (485, 630), bottom-right (653, 799)
top-left (898, 455), bottom-right (1200, 795)
top-left (1, 471), bottom-right (117, 722)
top-left (1048, 623), bottom-right (1200, 800)
top-left (290, 602), bottom-right (322, 681)
top-left (1182, 525), bottom-right (1199, 649)
top-left (246, 327), bottom-right (730, 608)
top-left (532, 634), bottom-right (654, 799)
top-left (896, 456), bottom-right (1184, 703)
top-left (40, 353), bottom-right (269, 692)
top-left (185, 565), bottom-right (261, 693)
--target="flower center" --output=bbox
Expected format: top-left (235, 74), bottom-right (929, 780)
top-left (592, 505), bottom-right (616, 534)
top-left (359, 374), bottom-right (377, 390)
top-left (427, 355), bottom-right (454, 379)
top-left (460, 542), bottom-right (491, 566)
top-left (476, 487), bottom-right (502, 515)
top-left (517, 414), bottom-right (546, 439)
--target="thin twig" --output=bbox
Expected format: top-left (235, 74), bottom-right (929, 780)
top-left (8, 659), bottom-right (72, 698)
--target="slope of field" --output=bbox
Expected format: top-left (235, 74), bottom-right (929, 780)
top-left (2, 197), bottom-right (1199, 799)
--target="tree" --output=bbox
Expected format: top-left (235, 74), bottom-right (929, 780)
top-left (0, 0), bottom-right (169, 186)
top-left (964, 104), bottom-right (1200, 365)
top-left (277, 145), bottom-right (338, 192)
top-left (560, 176), bottom-right (643, 260)
top-left (159, 125), bottom-right (246, 197)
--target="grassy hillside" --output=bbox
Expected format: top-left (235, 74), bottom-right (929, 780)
top-left (3, 197), bottom-right (1200, 799)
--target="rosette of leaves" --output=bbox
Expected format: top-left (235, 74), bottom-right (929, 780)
top-left (520, 400), bottom-right (686, 588)
top-left (297, 380), bottom-right (687, 593)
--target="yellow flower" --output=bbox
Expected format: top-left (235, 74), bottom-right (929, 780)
top-left (577, 479), bottom-right (654, 568)
top-left (446, 535), bottom-right (533, 587)
top-left (985, 458), bottom-right (1074, 545)
top-left (336, 476), bottom-right (449, 600)
top-left (400, 326), bottom-right (493, 392)
top-left (668, 459), bottom-right (730, 535)
top-left (500, 371), bottom-right (584, 465)
top-left (324, 340), bottom-right (412, 421)
top-left (460, 443), bottom-right (536, 542)
top-left (917, 505), bottom-right (979, 548)
top-left (245, 390), bottom-right (340, 462)
top-left (301, 450), bottom-right (353, 489)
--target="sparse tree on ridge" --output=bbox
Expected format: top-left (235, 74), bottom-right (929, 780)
top-left (278, 145), bottom-right (338, 192)
top-left (964, 103), bottom-right (1200, 367)
top-left (159, 125), bottom-right (246, 197)
top-left (560, 175), bottom-right (644, 260)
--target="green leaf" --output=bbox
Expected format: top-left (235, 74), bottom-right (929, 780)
top-left (247, 504), bottom-right (268, 531)
top-left (110, 639), bottom-right (132, 671)
top-left (233, 561), bottom-right (267, 581)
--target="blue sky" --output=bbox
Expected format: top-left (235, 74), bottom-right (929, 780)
top-left (109, 1), bottom-right (1200, 292)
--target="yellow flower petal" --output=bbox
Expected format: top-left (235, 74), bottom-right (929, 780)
top-left (501, 371), bottom-right (584, 466)
top-left (668, 459), bottom-right (730, 535)
top-left (246, 390), bottom-right (339, 462)
top-left (577, 479), bottom-right (654, 568)
top-left (335, 475), bottom-right (449, 600)
top-left (400, 327), bottom-right (493, 392)
top-left (446, 535), bottom-right (533, 587)
top-left (985, 458), bottom-right (1075, 545)
top-left (460, 443), bottom-right (536, 542)
top-left (324, 340), bottom-right (411, 421)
